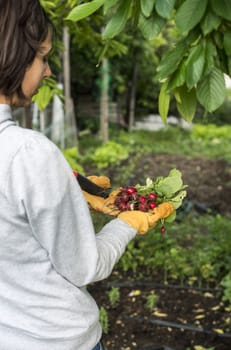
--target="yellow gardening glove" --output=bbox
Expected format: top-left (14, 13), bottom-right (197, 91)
top-left (83, 175), bottom-right (120, 216)
top-left (87, 175), bottom-right (111, 189)
top-left (118, 202), bottom-right (174, 235)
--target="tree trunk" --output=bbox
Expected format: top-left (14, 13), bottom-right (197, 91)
top-left (100, 57), bottom-right (109, 142)
top-left (128, 61), bottom-right (138, 131)
top-left (63, 26), bottom-right (78, 148)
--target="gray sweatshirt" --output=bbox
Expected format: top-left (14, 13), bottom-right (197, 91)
top-left (0, 104), bottom-right (136, 350)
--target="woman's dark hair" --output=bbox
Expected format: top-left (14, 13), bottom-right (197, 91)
top-left (0, 0), bottom-right (53, 100)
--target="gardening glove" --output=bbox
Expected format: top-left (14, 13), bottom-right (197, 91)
top-left (87, 175), bottom-right (111, 189)
top-left (118, 202), bottom-right (174, 235)
top-left (77, 173), bottom-right (120, 216)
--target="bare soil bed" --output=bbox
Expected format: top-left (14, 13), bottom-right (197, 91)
top-left (88, 154), bottom-right (231, 350)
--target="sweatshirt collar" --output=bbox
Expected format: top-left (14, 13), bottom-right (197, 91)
top-left (0, 104), bottom-right (13, 124)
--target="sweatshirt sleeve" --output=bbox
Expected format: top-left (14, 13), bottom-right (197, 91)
top-left (7, 131), bottom-right (136, 287)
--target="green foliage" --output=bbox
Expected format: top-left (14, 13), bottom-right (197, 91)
top-left (62, 147), bottom-right (85, 173)
top-left (197, 68), bottom-right (226, 112)
top-left (90, 140), bottom-right (129, 168)
top-left (141, 0), bottom-right (155, 18)
top-left (206, 96), bottom-right (231, 125)
top-left (66, 0), bottom-right (106, 22)
top-left (136, 168), bottom-right (187, 211)
top-left (175, 85), bottom-right (197, 122)
top-left (103, 0), bottom-right (132, 40)
top-left (111, 124), bottom-right (231, 163)
top-left (139, 12), bottom-right (165, 40)
top-left (158, 81), bottom-right (171, 124)
top-left (107, 287), bottom-right (120, 308)
top-left (145, 291), bottom-right (159, 311)
top-left (221, 273), bottom-right (231, 305)
top-left (81, 126), bottom-right (231, 306)
top-left (175, 0), bottom-right (208, 35)
top-left (192, 124), bottom-right (231, 141)
top-left (115, 214), bottom-right (231, 300)
top-left (189, 124), bottom-right (231, 162)
top-left (66, 0), bottom-right (231, 122)
top-left (33, 78), bottom-right (63, 111)
top-left (99, 306), bottom-right (109, 334)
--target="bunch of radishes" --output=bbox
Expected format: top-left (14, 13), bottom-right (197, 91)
top-left (114, 186), bottom-right (158, 212)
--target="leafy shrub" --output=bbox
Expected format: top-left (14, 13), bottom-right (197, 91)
top-left (221, 273), bottom-right (231, 306)
top-left (145, 291), bottom-right (159, 311)
top-left (107, 287), bottom-right (120, 308)
top-left (99, 306), bottom-right (109, 334)
top-left (192, 124), bottom-right (231, 141)
top-left (62, 147), bottom-right (84, 173)
top-left (90, 141), bottom-right (129, 169)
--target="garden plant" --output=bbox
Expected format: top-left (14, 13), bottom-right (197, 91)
top-left (64, 124), bottom-right (231, 349)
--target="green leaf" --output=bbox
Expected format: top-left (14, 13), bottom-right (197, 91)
top-left (200, 10), bottom-right (221, 36)
top-left (224, 30), bottom-right (231, 55)
top-left (33, 85), bottom-right (54, 111)
top-left (214, 31), bottom-right (223, 49)
top-left (66, 0), bottom-right (106, 21)
top-left (168, 59), bottom-right (187, 89)
top-left (175, 0), bottom-right (208, 35)
top-left (165, 210), bottom-right (176, 223)
top-left (154, 168), bottom-right (185, 197)
top-left (158, 81), bottom-right (171, 124)
top-left (174, 86), bottom-right (197, 122)
top-left (168, 190), bottom-right (187, 209)
top-left (103, 0), bottom-right (120, 14)
top-left (203, 39), bottom-right (216, 76)
top-left (228, 57), bottom-right (231, 76)
top-left (139, 12), bottom-right (165, 40)
top-left (141, 0), bottom-right (156, 17)
top-left (211, 0), bottom-right (231, 21)
top-left (156, 40), bottom-right (186, 80)
top-left (102, 0), bottom-right (132, 39)
top-left (186, 43), bottom-right (205, 89)
top-left (155, 0), bottom-right (175, 19)
top-left (197, 68), bottom-right (226, 112)
top-left (135, 168), bottom-right (187, 211)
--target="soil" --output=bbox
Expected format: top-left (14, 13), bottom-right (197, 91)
top-left (87, 153), bottom-right (231, 350)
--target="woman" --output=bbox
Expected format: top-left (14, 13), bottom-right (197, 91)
top-left (0, 1), bottom-right (173, 349)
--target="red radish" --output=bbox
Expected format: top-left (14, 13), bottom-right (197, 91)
top-left (149, 202), bottom-right (157, 209)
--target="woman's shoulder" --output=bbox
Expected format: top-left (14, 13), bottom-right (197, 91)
top-left (9, 125), bottom-right (59, 154)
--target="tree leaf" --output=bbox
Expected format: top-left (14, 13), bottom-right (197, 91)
top-left (211, 0), bottom-right (231, 21)
top-left (156, 40), bottom-right (186, 80)
top-left (203, 39), bottom-right (216, 76)
top-left (158, 81), bottom-right (171, 124)
top-left (33, 85), bottom-right (54, 111)
top-left (186, 43), bottom-right (205, 89)
top-left (175, 0), bottom-right (208, 35)
top-left (224, 30), bottom-right (231, 55)
top-left (66, 0), bottom-right (106, 21)
top-left (168, 59), bottom-right (186, 89)
top-left (197, 68), bottom-right (226, 112)
top-left (141, 0), bottom-right (156, 17)
top-left (102, 0), bottom-right (132, 39)
top-left (103, 0), bottom-right (120, 14)
top-left (155, 0), bottom-right (175, 19)
top-left (200, 10), bottom-right (221, 36)
top-left (174, 85), bottom-right (197, 122)
top-left (228, 57), bottom-right (231, 76)
top-left (139, 12), bottom-right (165, 40)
